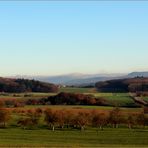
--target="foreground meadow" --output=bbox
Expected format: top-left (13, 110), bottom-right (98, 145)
top-left (0, 128), bottom-right (147, 147)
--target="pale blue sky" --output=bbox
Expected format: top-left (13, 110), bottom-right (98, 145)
top-left (0, 1), bottom-right (148, 76)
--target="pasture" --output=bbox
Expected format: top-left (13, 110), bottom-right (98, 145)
top-left (0, 87), bottom-right (147, 147)
top-left (0, 87), bottom-right (138, 107)
top-left (59, 87), bottom-right (97, 93)
top-left (0, 128), bottom-right (147, 147)
top-left (94, 93), bottom-right (137, 107)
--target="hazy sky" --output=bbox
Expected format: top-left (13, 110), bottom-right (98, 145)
top-left (0, 1), bottom-right (148, 76)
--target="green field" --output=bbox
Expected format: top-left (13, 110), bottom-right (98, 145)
top-left (59, 87), bottom-right (97, 93)
top-left (0, 89), bottom-right (139, 109)
top-left (16, 105), bottom-right (142, 113)
top-left (0, 88), bottom-right (138, 107)
top-left (0, 87), bottom-right (147, 147)
top-left (0, 128), bottom-right (147, 147)
top-left (142, 97), bottom-right (148, 102)
top-left (95, 93), bottom-right (137, 107)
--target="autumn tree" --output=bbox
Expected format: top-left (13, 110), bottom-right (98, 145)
top-left (27, 108), bottom-right (42, 126)
top-left (56, 110), bottom-right (66, 129)
top-left (109, 107), bottom-right (122, 128)
top-left (17, 118), bottom-right (34, 129)
top-left (92, 111), bottom-right (107, 131)
top-left (0, 108), bottom-right (11, 127)
top-left (136, 112), bottom-right (147, 128)
top-left (44, 109), bottom-right (58, 131)
top-left (63, 109), bottom-right (75, 129)
top-left (126, 114), bottom-right (136, 129)
top-left (74, 111), bottom-right (90, 131)
top-left (17, 108), bottom-right (42, 129)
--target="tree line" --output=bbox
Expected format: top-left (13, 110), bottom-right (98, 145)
top-left (0, 107), bottom-right (148, 131)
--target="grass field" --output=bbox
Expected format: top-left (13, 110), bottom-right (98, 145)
top-left (59, 87), bottom-right (97, 93)
top-left (14, 105), bottom-right (142, 113)
top-left (95, 93), bottom-right (136, 107)
top-left (142, 97), bottom-right (148, 102)
top-left (0, 88), bottom-right (137, 107)
top-left (0, 88), bottom-right (140, 109)
top-left (0, 128), bottom-right (147, 147)
top-left (0, 88), bottom-right (147, 147)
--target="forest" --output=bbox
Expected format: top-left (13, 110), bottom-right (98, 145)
top-left (0, 77), bottom-right (58, 93)
top-left (95, 77), bottom-right (148, 92)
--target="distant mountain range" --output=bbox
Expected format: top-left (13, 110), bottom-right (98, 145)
top-left (127, 72), bottom-right (148, 78)
top-left (8, 71), bottom-right (148, 86)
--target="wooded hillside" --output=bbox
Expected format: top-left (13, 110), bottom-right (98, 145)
top-left (95, 77), bottom-right (148, 92)
top-left (0, 77), bottom-right (58, 93)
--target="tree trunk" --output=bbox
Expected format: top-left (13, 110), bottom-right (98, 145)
top-left (112, 124), bottom-right (115, 128)
top-left (52, 125), bottom-right (55, 131)
top-left (81, 126), bottom-right (84, 131)
top-left (116, 124), bottom-right (118, 128)
top-left (100, 126), bottom-right (104, 131)
top-left (128, 124), bottom-right (131, 129)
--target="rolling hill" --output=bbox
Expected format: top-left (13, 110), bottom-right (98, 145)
top-left (0, 77), bottom-right (58, 93)
top-left (95, 77), bottom-right (148, 92)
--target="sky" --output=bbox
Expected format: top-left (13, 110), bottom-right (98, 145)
top-left (0, 1), bottom-right (148, 76)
